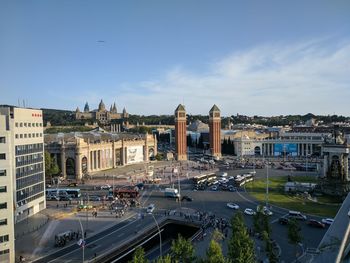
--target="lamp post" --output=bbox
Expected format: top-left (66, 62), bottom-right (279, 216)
top-left (265, 162), bottom-right (269, 208)
top-left (76, 214), bottom-right (85, 263)
top-left (150, 213), bottom-right (162, 257)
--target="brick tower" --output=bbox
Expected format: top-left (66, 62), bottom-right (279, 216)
top-left (175, 104), bottom-right (187, 161)
top-left (209, 104), bottom-right (222, 159)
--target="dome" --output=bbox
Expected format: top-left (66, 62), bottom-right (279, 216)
top-left (98, 99), bottom-right (106, 111)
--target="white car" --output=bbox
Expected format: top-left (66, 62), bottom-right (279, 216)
top-left (228, 176), bottom-right (235, 181)
top-left (227, 203), bottom-right (239, 209)
top-left (321, 218), bottom-right (334, 225)
top-left (100, 184), bottom-right (111, 190)
top-left (146, 204), bottom-right (155, 214)
top-left (263, 208), bottom-right (273, 216)
top-left (244, 208), bottom-right (256, 216)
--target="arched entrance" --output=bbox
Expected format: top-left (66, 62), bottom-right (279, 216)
top-left (149, 148), bottom-right (155, 161)
top-left (66, 158), bottom-right (76, 180)
top-left (254, 146), bottom-right (261, 156)
top-left (81, 157), bottom-right (88, 175)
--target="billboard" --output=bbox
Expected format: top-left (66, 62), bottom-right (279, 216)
top-left (126, 146), bottom-right (144, 164)
top-left (274, 143), bottom-right (297, 157)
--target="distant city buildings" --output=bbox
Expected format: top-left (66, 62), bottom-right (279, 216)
top-left (0, 105), bottom-right (46, 263)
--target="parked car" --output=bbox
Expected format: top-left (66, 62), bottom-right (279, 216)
top-left (228, 185), bottom-right (236, 192)
top-left (211, 185), bottom-right (218, 191)
top-left (89, 196), bottom-right (101, 201)
top-left (278, 217), bottom-right (289, 225)
top-left (227, 203), bottom-right (239, 209)
top-left (308, 219), bottom-right (326, 228)
top-left (244, 208), bottom-right (256, 216)
top-left (100, 184), bottom-right (112, 190)
top-left (321, 218), bottom-right (334, 226)
top-left (288, 210), bottom-right (307, 221)
top-left (181, 195), bottom-right (193, 202)
top-left (146, 204), bottom-right (155, 214)
top-left (67, 182), bottom-right (78, 187)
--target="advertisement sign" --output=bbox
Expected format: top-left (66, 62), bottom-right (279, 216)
top-left (274, 143), bottom-right (297, 156)
top-left (126, 146), bottom-right (144, 164)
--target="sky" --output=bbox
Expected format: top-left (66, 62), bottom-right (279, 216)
top-left (0, 0), bottom-right (350, 116)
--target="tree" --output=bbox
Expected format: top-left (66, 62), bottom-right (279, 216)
top-left (228, 212), bottom-right (255, 263)
top-left (153, 255), bottom-right (172, 263)
top-left (288, 219), bottom-right (302, 261)
top-left (45, 151), bottom-right (60, 182)
top-left (205, 239), bottom-right (226, 263)
top-left (129, 247), bottom-right (148, 263)
top-left (171, 234), bottom-right (195, 263)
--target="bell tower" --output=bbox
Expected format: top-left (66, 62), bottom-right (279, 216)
top-left (209, 104), bottom-right (221, 159)
top-left (175, 104), bottom-right (187, 161)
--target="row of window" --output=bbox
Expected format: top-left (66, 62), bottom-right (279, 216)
top-left (0, 203), bottom-right (7, 209)
top-left (0, 235), bottom-right (9, 243)
top-left (15, 144), bottom-right (43, 156)
top-left (16, 182), bottom-right (44, 202)
top-left (16, 173), bottom-right (44, 190)
top-left (15, 122), bottom-right (42, 128)
top-left (15, 133), bottom-right (43, 139)
top-left (0, 219), bottom-right (7, 226)
top-left (0, 249), bottom-right (9, 255)
top-left (16, 163), bottom-right (43, 179)
top-left (16, 154), bottom-right (43, 167)
top-left (17, 192), bottom-right (44, 208)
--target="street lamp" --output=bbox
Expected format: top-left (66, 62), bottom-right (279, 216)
top-left (150, 213), bottom-right (162, 257)
top-left (76, 214), bottom-right (85, 263)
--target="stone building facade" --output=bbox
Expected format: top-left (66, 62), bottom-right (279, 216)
top-left (75, 99), bottom-right (129, 126)
top-left (45, 131), bottom-right (157, 180)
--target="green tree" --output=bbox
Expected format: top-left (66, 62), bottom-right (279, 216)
top-left (129, 247), bottom-right (148, 263)
top-left (45, 151), bottom-right (60, 182)
top-left (288, 219), bottom-right (302, 261)
top-left (171, 234), bottom-right (195, 263)
top-left (228, 212), bottom-right (255, 263)
top-left (205, 239), bottom-right (226, 263)
top-left (153, 255), bottom-right (173, 263)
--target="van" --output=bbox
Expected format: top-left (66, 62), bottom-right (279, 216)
top-left (146, 204), bottom-right (155, 214)
top-left (288, 211), bottom-right (307, 220)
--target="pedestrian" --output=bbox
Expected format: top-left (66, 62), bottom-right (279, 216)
top-left (84, 231), bottom-right (87, 238)
top-left (94, 252), bottom-right (97, 258)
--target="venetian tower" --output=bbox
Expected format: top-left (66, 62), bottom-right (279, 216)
top-left (209, 104), bottom-right (222, 159)
top-left (175, 104), bottom-right (187, 161)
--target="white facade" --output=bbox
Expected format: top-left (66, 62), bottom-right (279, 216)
top-left (0, 106), bottom-right (46, 262)
top-left (0, 114), bottom-right (15, 263)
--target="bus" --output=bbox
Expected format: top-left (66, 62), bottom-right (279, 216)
top-left (114, 188), bottom-right (139, 198)
top-left (243, 174), bottom-right (254, 183)
top-left (234, 176), bottom-right (246, 187)
top-left (45, 188), bottom-right (81, 198)
top-left (193, 174), bottom-right (217, 186)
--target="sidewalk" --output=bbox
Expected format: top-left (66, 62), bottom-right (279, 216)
top-left (14, 206), bottom-right (137, 262)
top-left (15, 212), bottom-right (50, 239)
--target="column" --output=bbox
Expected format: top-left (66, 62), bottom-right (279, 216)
top-left (345, 154), bottom-right (349, 181)
top-left (301, 144), bottom-right (304, 157)
top-left (61, 149), bottom-right (66, 179)
top-left (94, 151), bottom-right (97, 170)
top-left (98, 150), bottom-right (101, 169)
top-left (112, 142), bottom-right (116, 168)
top-left (323, 155), bottom-right (328, 177)
top-left (75, 154), bottom-right (82, 180)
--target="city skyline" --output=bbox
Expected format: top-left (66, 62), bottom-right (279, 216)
top-left (1, 1), bottom-right (350, 116)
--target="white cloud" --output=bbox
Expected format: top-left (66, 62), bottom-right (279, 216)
top-left (116, 38), bottom-right (350, 116)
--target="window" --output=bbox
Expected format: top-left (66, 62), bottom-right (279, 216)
top-left (0, 137), bottom-right (5, 143)
top-left (0, 235), bottom-right (9, 243)
top-left (20, 134), bottom-right (23, 138)
top-left (0, 154), bottom-right (5, 160)
top-left (0, 186), bottom-right (7, 193)
top-left (36, 123), bottom-right (38, 127)
top-left (0, 203), bottom-right (6, 209)
top-left (24, 134), bottom-right (27, 138)
top-left (40, 133), bottom-right (42, 137)
top-left (36, 133), bottom-right (39, 137)
top-left (28, 134), bottom-right (31, 138)
top-left (20, 123), bottom-right (23, 127)
top-left (32, 133), bottom-right (35, 137)
top-left (24, 123), bottom-right (27, 127)
top-left (0, 249), bottom-right (9, 255)
top-left (15, 122), bottom-right (18, 127)
top-left (28, 123), bottom-right (31, 127)
top-left (0, 219), bottom-right (7, 226)
top-left (15, 134), bottom-right (18, 139)
top-left (0, 170), bottom-right (5, 176)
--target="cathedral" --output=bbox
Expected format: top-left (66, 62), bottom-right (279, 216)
top-left (75, 99), bottom-right (129, 127)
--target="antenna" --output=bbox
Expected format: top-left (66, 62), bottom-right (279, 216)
top-left (23, 99), bottom-right (25, 108)
top-left (18, 98), bottom-right (20, 107)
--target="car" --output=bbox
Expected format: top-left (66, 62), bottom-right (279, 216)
top-left (308, 219), bottom-right (326, 228)
top-left (89, 196), bottom-right (101, 201)
top-left (244, 208), bottom-right (256, 216)
top-left (228, 185), bottom-right (236, 192)
top-left (278, 217), bottom-right (289, 225)
top-left (228, 176), bottom-right (235, 181)
top-left (211, 185), bottom-right (218, 191)
top-left (321, 218), bottom-right (334, 226)
top-left (227, 203), bottom-right (239, 209)
top-left (146, 204), bottom-right (155, 214)
top-left (288, 210), bottom-right (307, 221)
top-left (67, 182), bottom-right (78, 187)
top-left (100, 184), bottom-right (112, 190)
top-left (181, 196), bottom-right (193, 202)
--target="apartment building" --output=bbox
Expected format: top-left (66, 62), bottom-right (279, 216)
top-left (0, 106), bottom-right (46, 262)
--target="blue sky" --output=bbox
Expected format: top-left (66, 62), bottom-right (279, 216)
top-left (1, 0), bottom-right (350, 116)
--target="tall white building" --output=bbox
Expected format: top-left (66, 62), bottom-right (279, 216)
top-left (0, 106), bottom-right (46, 262)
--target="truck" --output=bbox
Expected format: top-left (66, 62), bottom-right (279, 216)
top-left (164, 188), bottom-right (180, 198)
